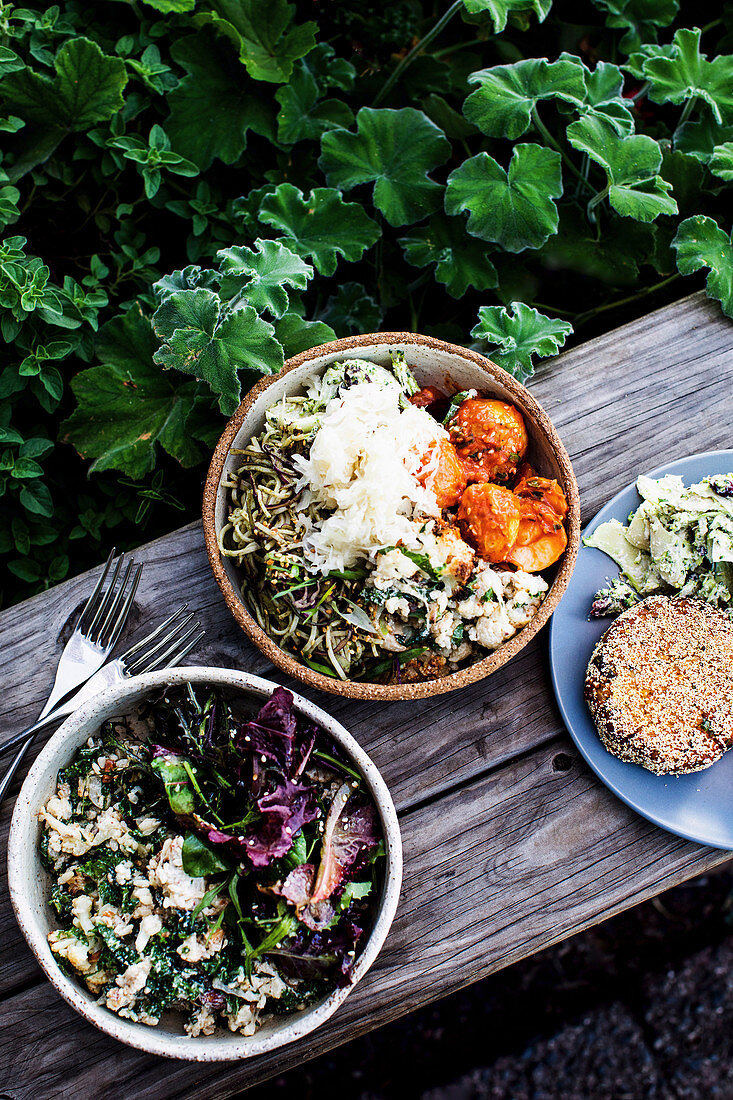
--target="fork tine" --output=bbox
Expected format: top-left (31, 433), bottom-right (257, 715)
top-left (133, 622), bottom-right (204, 675)
top-left (104, 564), bottom-right (143, 651)
top-left (86, 553), bottom-right (124, 640)
top-left (96, 558), bottom-right (135, 645)
top-left (118, 605), bottom-right (189, 664)
top-left (125, 613), bottom-right (196, 675)
top-left (76, 547), bottom-right (115, 633)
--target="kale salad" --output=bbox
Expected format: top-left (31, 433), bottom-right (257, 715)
top-left (39, 685), bottom-right (384, 1037)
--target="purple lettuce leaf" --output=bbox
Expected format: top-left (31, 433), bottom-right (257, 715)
top-left (270, 921), bottom-right (364, 987)
top-left (234, 686), bottom-right (297, 774)
top-left (311, 783), bottom-right (380, 903)
top-left (243, 778), bottom-right (319, 868)
top-left (272, 863), bottom-right (336, 931)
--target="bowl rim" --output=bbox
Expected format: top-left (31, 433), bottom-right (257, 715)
top-left (7, 665), bottom-right (403, 1062)
top-left (203, 331), bottom-right (581, 700)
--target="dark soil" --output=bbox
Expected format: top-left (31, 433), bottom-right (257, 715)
top-left (241, 866), bottom-right (733, 1100)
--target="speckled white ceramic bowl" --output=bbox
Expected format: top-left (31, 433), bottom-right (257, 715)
top-left (7, 666), bottom-right (402, 1061)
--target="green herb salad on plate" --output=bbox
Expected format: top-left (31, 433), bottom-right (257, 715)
top-left (587, 472), bottom-right (733, 617)
top-left (40, 684), bottom-right (384, 1038)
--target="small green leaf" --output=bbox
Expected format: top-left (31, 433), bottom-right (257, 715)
top-left (464, 58), bottom-right (586, 139)
top-left (471, 301), bottom-right (573, 382)
top-left (593, 0), bottom-right (678, 54)
top-left (181, 833), bottom-right (232, 876)
top-left (709, 143), bottom-right (733, 182)
top-left (202, 0), bottom-right (317, 83)
top-left (632, 27), bottom-right (733, 123)
top-left (674, 117), bottom-right (733, 163)
top-left (152, 755), bottom-right (196, 815)
top-left (1, 38), bottom-right (127, 131)
top-left (320, 107), bottom-right (451, 227)
top-left (153, 289), bottom-right (284, 414)
top-left (672, 216), bottom-right (733, 318)
top-left (0, 47), bottom-right (24, 76)
top-left (166, 31), bottom-right (275, 168)
top-left (567, 115), bottom-right (677, 222)
top-left (400, 214), bottom-right (498, 298)
top-left (258, 184), bottom-right (381, 276)
top-left (274, 312), bottom-right (336, 358)
top-left (216, 239), bottom-right (313, 318)
top-left (19, 479), bottom-right (53, 517)
top-left (444, 145), bottom-right (562, 252)
top-left (320, 283), bottom-right (382, 336)
top-left (460, 0), bottom-right (551, 33)
top-left (275, 59), bottom-right (353, 144)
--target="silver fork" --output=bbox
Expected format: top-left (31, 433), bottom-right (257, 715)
top-left (40, 548), bottom-right (143, 721)
top-left (0, 605), bottom-right (205, 803)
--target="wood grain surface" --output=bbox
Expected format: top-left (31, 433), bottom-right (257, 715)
top-left (1, 291), bottom-right (731, 1098)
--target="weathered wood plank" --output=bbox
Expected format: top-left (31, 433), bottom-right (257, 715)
top-left (0, 737), bottom-right (728, 1100)
top-left (0, 291), bottom-right (732, 1087)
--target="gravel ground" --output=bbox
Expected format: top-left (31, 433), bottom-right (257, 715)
top-left (242, 867), bottom-right (732, 1100)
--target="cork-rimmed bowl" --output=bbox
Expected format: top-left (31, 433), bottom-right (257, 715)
top-left (8, 666), bottom-right (403, 1061)
top-left (203, 333), bottom-right (580, 700)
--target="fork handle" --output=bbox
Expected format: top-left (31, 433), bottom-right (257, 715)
top-left (0, 713), bottom-right (63, 759)
top-left (0, 712), bottom-right (62, 802)
top-left (0, 734), bottom-right (37, 803)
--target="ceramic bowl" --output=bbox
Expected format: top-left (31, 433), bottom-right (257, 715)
top-left (203, 332), bottom-right (581, 700)
top-left (7, 666), bottom-right (403, 1062)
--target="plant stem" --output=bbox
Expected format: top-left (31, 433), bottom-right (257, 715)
top-left (373, 0), bottom-right (464, 107)
top-left (587, 183), bottom-right (609, 223)
top-left (531, 107), bottom-right (594, 194)
top-left (574, 273), bottom-right (682, 327)
top-left (678, 96), bottom-right (698, 127)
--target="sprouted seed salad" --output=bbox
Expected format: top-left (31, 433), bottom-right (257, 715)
top-left (40, 684), bottom-right (384, 1037)
top-left (218, 353), bottom-right (569, 683)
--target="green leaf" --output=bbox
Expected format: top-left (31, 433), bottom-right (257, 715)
top-left (464, 58), bottom-right (586, 139)
top-left (460, 0), bottom-right (551, 33)
top-left (61, 306), bottom-right (211, 476)
top-left (181, 833), bottom-right (232, 876)
top-left (567, 115), bottom-right (677, 222)
top-left (709, 143), bottom-right (733, 182)
top-left (19, 479), bottom-right (53, 517)
top-left (1, 38), bottom-right (127, 131)
top-left (672, 216), bottom-right (733, 318)
top-left (321, 283), bottom-right (382, 336)
top-left (320, 107), bottom-right (451, 227)
top-left (539, 205), bottom-right (653, 287)
top-left (216, 239), bottom-right (313, 318)
top-left (151, 755), bottom-right (196, 815)
top-left (557, 54), bottom-right (634, 134)
top-left (153, 289), bottom-right (284, 415)
top-left (0, 47), bottom-right (24, 76)
top-left (633, 27), bottom-right (733, 124)
top-left (400, 214), bottom-right (498, 298)
top-left (201, 0), bottom-right (317, 83)
top-left (142, 0), bottom-right (196, 9)
top-left (258, 184), bottom-right (381, 276)
top-left (166, 31), bottom-right (275, 169)
top-left (471, 301), bottom-right (573, 382)
top-left (274, 312), bottom-right (336, 358)
top-left (592, 0), bottom-right (679, 54)
top-left (444, 145), bottom-right (562, 252)
top-left (674, 117), bottom-right (733, 163)
top-left (275, 59), bottom-right (353, 144)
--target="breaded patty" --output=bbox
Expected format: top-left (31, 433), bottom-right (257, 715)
top-left (585, 595), bottom-right (733, 775)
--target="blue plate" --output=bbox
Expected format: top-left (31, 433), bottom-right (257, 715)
top-left (549, 449), bottom-right (733, 851)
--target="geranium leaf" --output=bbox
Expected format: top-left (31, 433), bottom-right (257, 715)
top-left (538, 205), bottom-right (654, 287)
top-left (216, 239), bottom-right (313, 318)
top-left (709, 143), bottom-right (733, 182)
top-left (460, 0), bottom-right (551, 33)
top-left (61, 306), bottom-right (210, 476)
top-left (674, 116), bottom-right (733, 163)
top-left (319, 107), bottom-right (451, 227)
top-left (444, 145), bottom-right (562, 252)
top-left (471, 301), bottom-right (573, 382)
top-left (556, 53), bottom-right (634, 134)
top-left (672, 216), bottom-right (733, 318)
top-left (165, 31), bottom-right (275, 168)
top-left (153, 288), bottom-right (283, 414)
top-left (400, 214), bottom-right (498, 298)
top-left (143, 0), bottom-right (195, 8)
top-left (320, 283), bottom-right (382, 336)
top-left (201, 0), bottom-right (317, 83)
top-left (592, 0), bottom-right (679, 54)
top-left (1, 38), bottom-right (126, 131)
top-left (274, 312), bottom-right (336, 358)
top-left (275, 59), bottom-right (353, 144)
top-left (567, 114), bottom-right (677, 221)
top-left (259, 183), bottom-right (381, 276)
top-left (631, 27), bottom-right (733, 123)
top-left (464, 58), bottom-right (586, 139)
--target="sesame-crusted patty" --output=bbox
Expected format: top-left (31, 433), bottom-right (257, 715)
top-left (585, 595), bottom-right (733, 775)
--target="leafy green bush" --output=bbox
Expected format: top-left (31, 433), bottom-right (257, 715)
top-left (2, 0), bottom-right (733, 607)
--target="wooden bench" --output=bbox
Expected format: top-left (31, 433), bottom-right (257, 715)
top-left (1, 290), bottom-right (731, 1099)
